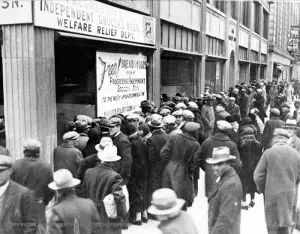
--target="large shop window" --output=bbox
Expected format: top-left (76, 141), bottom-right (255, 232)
top-left (205, 60), bottom-right (224, 93)
top-left (161, 57), bottom-right (194, 96)
top-left (55, 45), bottom-right (96, 145)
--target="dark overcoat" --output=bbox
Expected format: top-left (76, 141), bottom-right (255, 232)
top-left (112, 132), bottom-right (132, 185)
top-left (254, 142), bottom-right (300, 230)
top-left (253, 95), bottom-right (267, 121)
top-left (146, 128), bottom-right (169, 205)
top-left (208, 167), bottom-right (242, 234)
top-left (53, 143), bottom-right (83, 177)
top-left (127, 133), bottom-right (148, 214)
top-left (262, 117), bottom-right (285, 150)
top-left (195, 132), bottom-right (242, 197)
top-left (0, 181), bottom-right (38, 234)
top-left (239, 94), bottom-right (249, 119)
top-left (45, 193), bottom-right (100, 234)
top-left (82, 164), bottom-right (127, 234)
top-left (76, 133), bottom-right (89, 152)
top-left (160, 132), bottom-right (200, 206)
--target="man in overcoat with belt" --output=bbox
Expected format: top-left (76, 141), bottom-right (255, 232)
top-left (207, 147), bottom-right (242, 234)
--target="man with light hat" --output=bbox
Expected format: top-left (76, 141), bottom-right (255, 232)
top-left (11, 139), bottom-right (54, 231)
top-left (226, 97), bottom-right (241, 119)
top-left (194, 120), bottom-right (242, 197)
top-left (82, 145), bottom-right (127, 234)
top-left (172, 110), bottom-right (184, 127)
top-left (162, 115), bottom-right (182, 136)
top-left (282, 119), bottom-right (300, 152)
top-left (254, 128), bottom-right (300, 234)
top-left (0, 155), bottom-right (39, 233)
top-left (206, 146), bottom-right (242, 234)
top-left (54, 131), bottom-right (83, 177)
top-left (159, 108), bottom-right (171, 117)
top-left (148, 188), bottom-right (198, 234)
top-left (174, 102), bottom-right (187, 110)
top-left (46, 169), bottom-right (100, 234)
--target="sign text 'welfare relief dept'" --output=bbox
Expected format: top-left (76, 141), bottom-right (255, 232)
top-left (96, 52), bottom-right (147, 117)
top-left (34, 0), bottom-right (156, 45)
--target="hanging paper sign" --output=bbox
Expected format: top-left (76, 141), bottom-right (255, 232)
top-left (96, 52), bottom-right (147, 117)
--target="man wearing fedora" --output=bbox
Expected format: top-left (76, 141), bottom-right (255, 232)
top-left (254, 129), bottom-right (300, 234)
top-left (148, 188), bottom-right (198, 234)
top-left (195, 120), bottom-right (241, 197)
top-left (146, 114), bottom-right (169, 214)
top-left (0, 155), bottom-right (39, 233)
top-left (46, 169), bottom-right (100, 234)
top-left (75, 120), bottom-right (90, 152)
top-left (11, 139), bottom-right (54, 230)
top-left (53, 131), bottom-right (83, 177)
top-left (82, 145), bottom-right (127, 234)
top-left (206, 147), bottom-right (242, 234)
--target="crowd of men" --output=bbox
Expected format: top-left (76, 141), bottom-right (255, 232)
top-left (1, 79), bottom-right (300, 234)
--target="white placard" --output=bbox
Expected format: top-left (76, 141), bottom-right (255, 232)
top-left (34, 0), bottom-right (156, 45)
top-left (96, 52), bottom-right (147, 117)
top-left (0, 1), bottom-right (32, 25)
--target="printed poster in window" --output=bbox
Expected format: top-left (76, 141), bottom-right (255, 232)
top-left (96, 52), bottom-right (147, 117)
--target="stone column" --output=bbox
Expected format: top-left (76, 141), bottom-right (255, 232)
top-left (1, 25), bottom-right (56, 164)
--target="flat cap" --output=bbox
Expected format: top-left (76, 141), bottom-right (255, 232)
top-left (183, 122), bottom-right (200, 133)
top-left (75, 121), bottom-right (89, 131)
top-left (217, 120), bottom-right (232, 131)
top-left (183, 110), bottom-right (195, 120)
top-left (126, 113), bottom-right (140, 120)
top-left (188, 102), bottom-right (198, 110)
top-left (23, 139), bottom-right (41, 150)
top-left (159, 108), bottom-right (171, 116)
top-left (0, 155), bottom-right (13, 169)
top-left (108, 117), bottom-right (122, 126)
top-left (273, 128), bottom-right (290, 138)
top-left (229, 97), bottom-right (236, 101)
top-left (175, 103), bottom-right (187, 109)
top-left (163, 115), bottom-right (176, 125)
top-left (63, 131), bottom-right (79, 141)
top-left (270, 108), bottom-right (280, 116)
top-left (172, 110), bottom-right (183, 117)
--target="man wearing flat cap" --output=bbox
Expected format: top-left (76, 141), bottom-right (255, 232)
top-left (53, 131), bottom-right (83, 177)
top-left (0, 156), bottom-right (39, 233)
top-left (207, 146), bottom-right (242, 234)
top-left (254, 128), bottom-right (300, 234)
top-left (11, 139), bottom-right (54, 231)
top-left (194, 120), bottom-right (242, 197)
top-left (226, 97), bottom-right (241, 120)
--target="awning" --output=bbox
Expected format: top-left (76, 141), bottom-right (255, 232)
top-left (55, 32), bottom-right (157, 50)
top-left (161, 47), bottom-right (202, 57)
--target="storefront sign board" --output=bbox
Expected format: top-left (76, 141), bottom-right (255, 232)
top-left (96, 52), bottom-right (147, 117)
top-left (0, 1), bottom-right (32, 25)
top-left (34, 0), bottom-right (156, 45)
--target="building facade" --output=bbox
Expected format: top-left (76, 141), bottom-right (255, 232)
top-left (267, 1), bottom-right (300, 82)
top-left (0, 0), bottom-right (295, 162)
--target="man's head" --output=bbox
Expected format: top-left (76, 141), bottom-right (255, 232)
top-left (0, 156), bottom-right (13, 186)
top-left (163, 115), bottom-right (177, 132)
top-left (172, 110), bottom-right (183, 125)
top-left (63, 131), bottom-right (79, 146)
top-left (229, 97), bottom-right (236, 105)
top-left (281, 102), bottom-right (290, 113)
top-left (108, 117), bottom-right (122, 137)
top-left (126, 113), bottom-right (140, 128)
top-left (23, 139), bottom-right (42, 157)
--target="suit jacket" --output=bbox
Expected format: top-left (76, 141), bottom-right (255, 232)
top-left (53, 143), bottom-right (83, 177)
top-left (0, 181), bottom-right (38, 234)
top-left (208, 168), bottom-right (242, 234)
top-left (45, 193), bottom-right (100, 234)
top-left (112, 132), bottom-right (132, 185)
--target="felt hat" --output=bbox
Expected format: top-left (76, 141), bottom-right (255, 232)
top-left (95, 137), bottom-right (113, 152)
top-left (75, 121), bottom-right (89, 131)
top-left (172, 96), bottom-right (182, 102)
top-left (163, 115), bottom-right (176, 125)
top-left (23, 139), bottom-right (41, 150)
top-left (282, 119), bottom-right (299, 130)
top-left (270, 108), bottom-right (280, 116)
top-left (63, 131), bottom-right (79, 141)
top-left (172, 110), bottom-right (183, 117)
top-left (48, 169), bottom-right (80, 191)
top-left (0, 155), bottom-right (13, 169)
top-left (148, 114), bottom-right (164, 128)
top-left (216, 120), bottom-right (233, 131)
top-left (206, 146), bottom-right (236, 164)
top-left (273, 128), bottom-right (290, 138)
top-left (97, 145), bottom-right (121, 162)
top-left (182, 110), bottom-right (195, 120)
top-left (148, 188), bottom-right (185, 215)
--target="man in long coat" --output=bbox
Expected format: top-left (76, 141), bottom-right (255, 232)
top-left (160, 122), bottom-right (201, 209)
top-left (207, 147), bottom-right (242, 234)
top-left (254, 129), bottom-right (300, 234)
top-left (146, 114), bottom-right (169, 210)
top-left (239, 89), bottom-right (249, 119)
top-left (194, 120), bottom-right (242, 197)
top-left (0, 156), bottom-right (39, 233)
top-left (82, 145), bottom-right (127, 234)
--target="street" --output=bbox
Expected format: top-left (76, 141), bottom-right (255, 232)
top-left (124, 169), bottom-right (300, 234)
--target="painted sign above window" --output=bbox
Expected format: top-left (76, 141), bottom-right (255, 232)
top-left (33, 0), bottom-right (156, 45)
top-left (96, 52), bottom-right (147, 117)
top-left (0, 1), bottom-right (32, 25)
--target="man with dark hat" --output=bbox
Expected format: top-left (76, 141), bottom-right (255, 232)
top-left (0, 155), bottom-right (39, 233)
top-left (11, 139), bottom-right (54, 231)
top-left (53, 131), bottom-right (83, 177)
top-left (75, 120), bottom-right (90, 152)
top-left (207, 146), bottom-right (242, 234)
top-left (280, 102), bottom-right (293, 122)
top-left (239, 89), bottom-right (249, 119)
top-left (272, 93), bottom-right (284, 110)
top-left (201, 95), bottom-right (215, 139)
top-left (46, 169), bottom-right (100, 234)
top-left (141, 100), bottom-right (155, 117)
